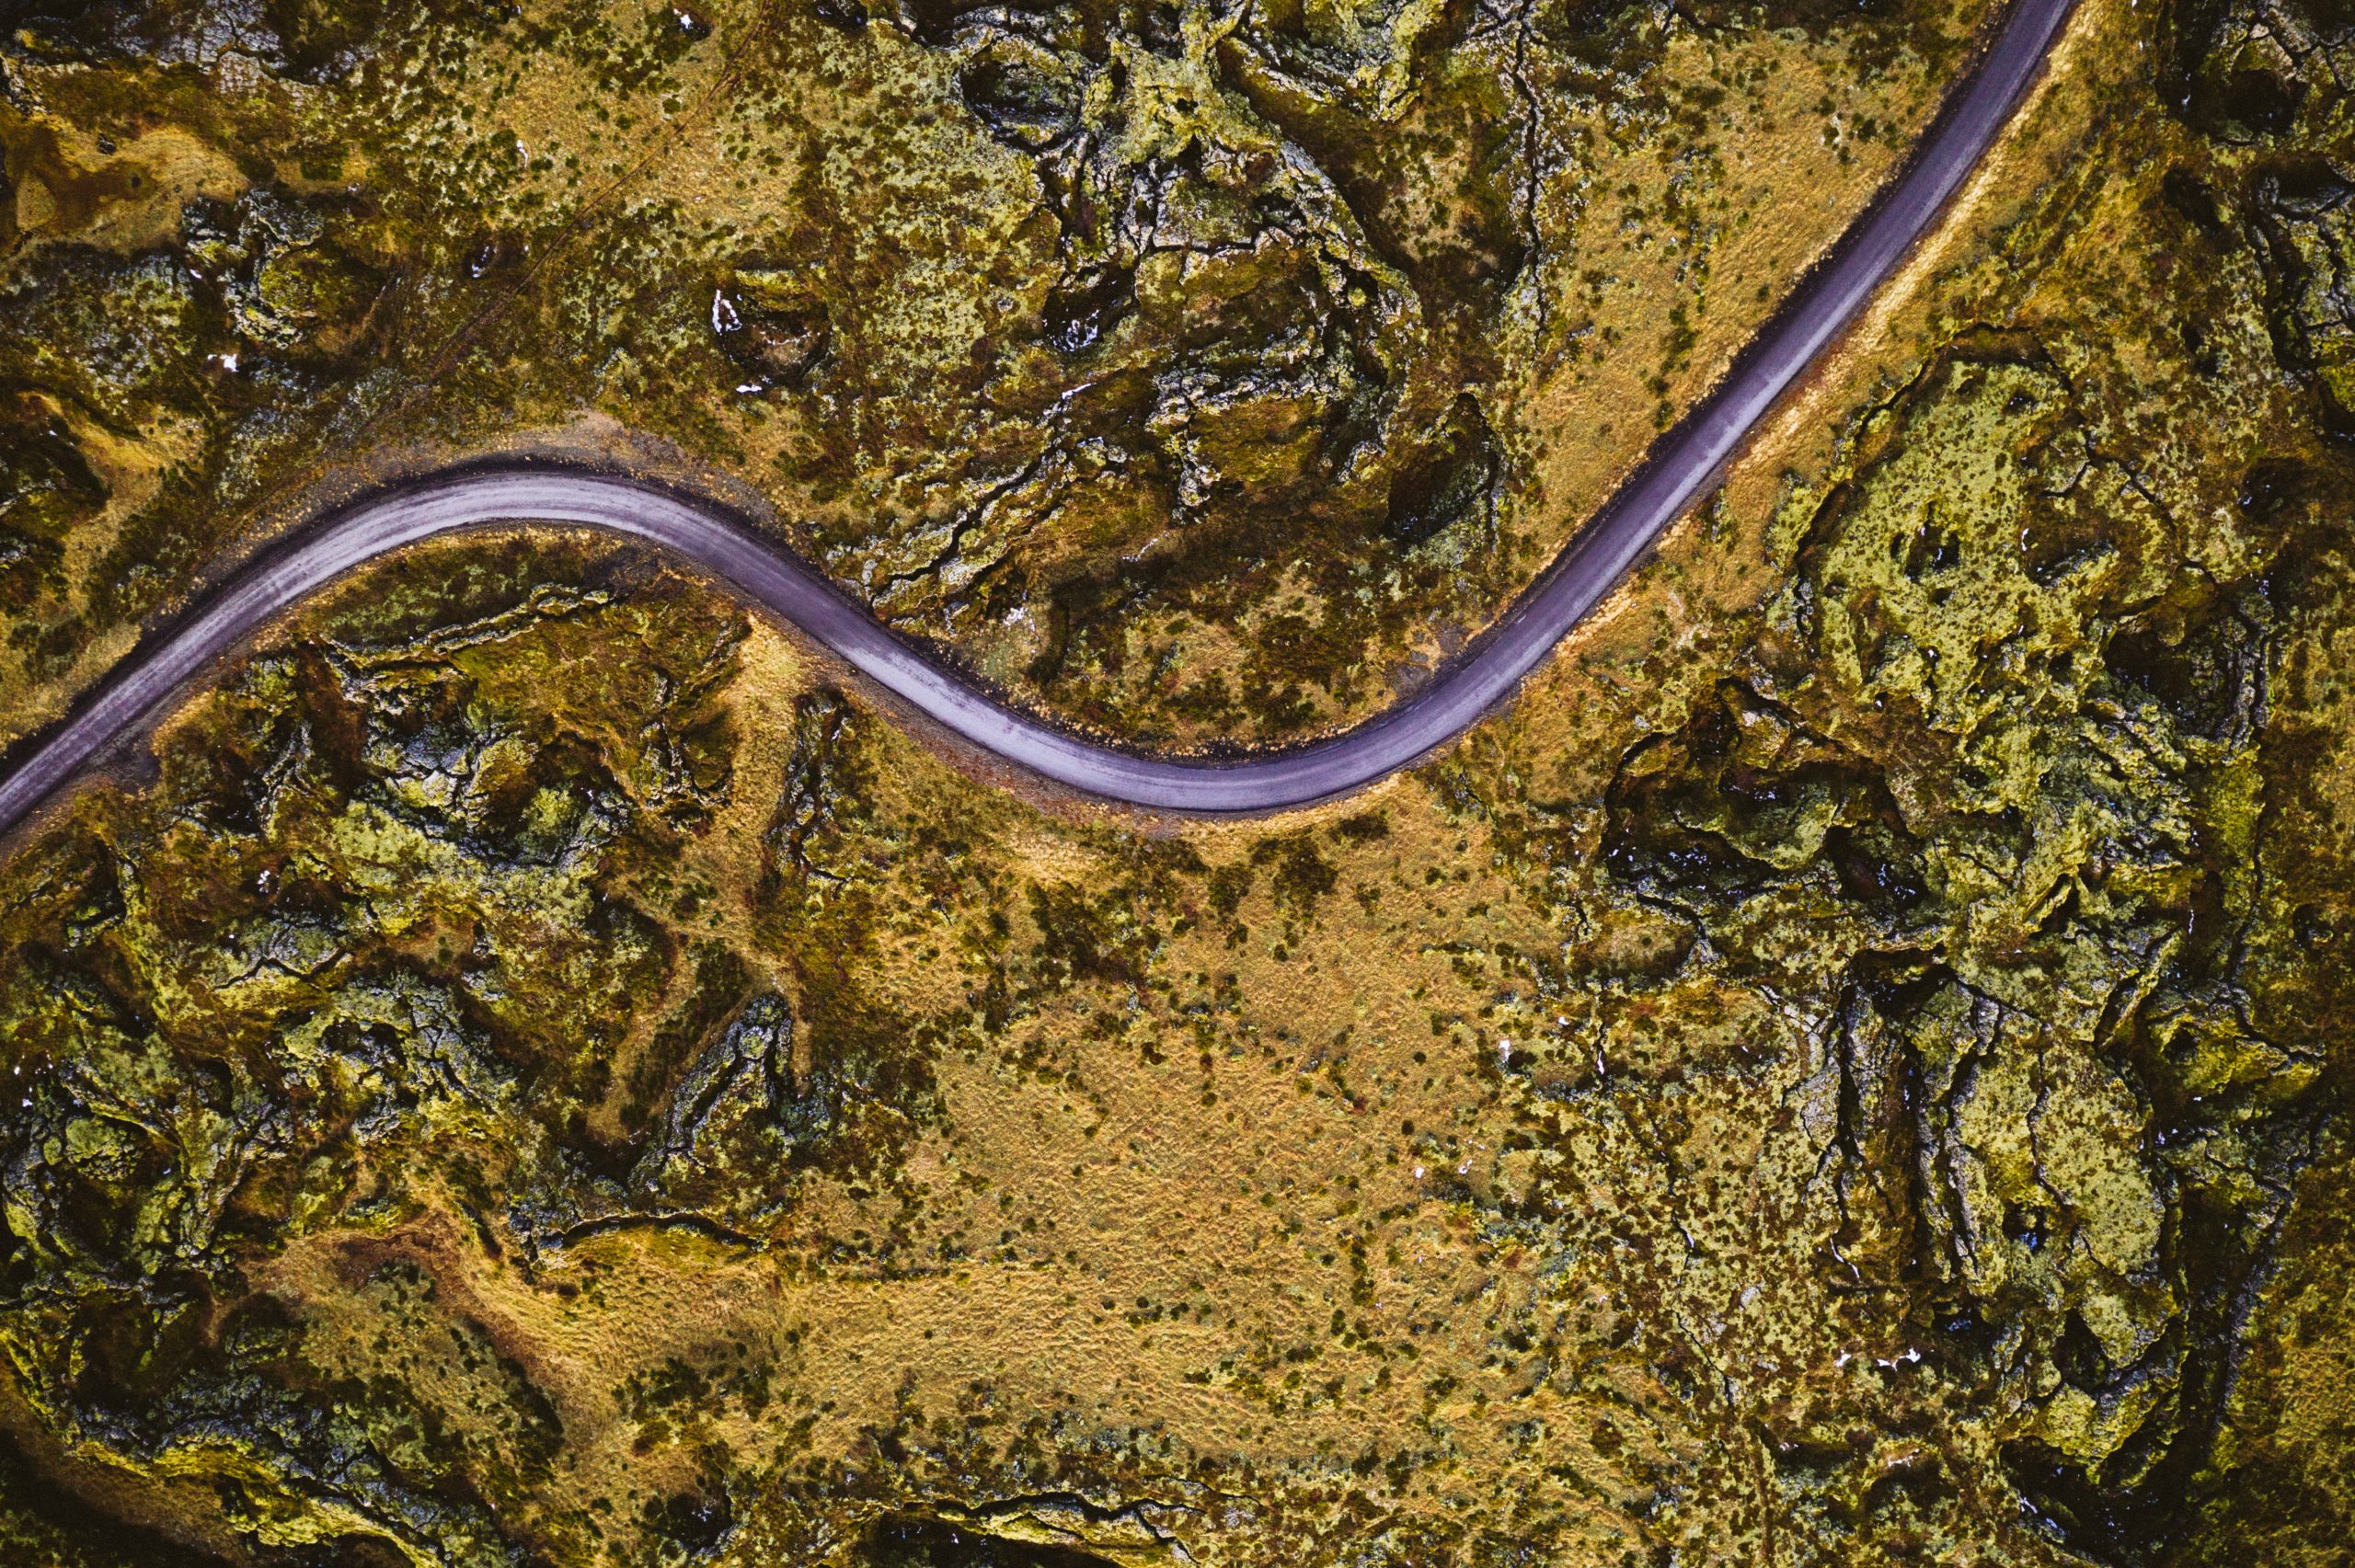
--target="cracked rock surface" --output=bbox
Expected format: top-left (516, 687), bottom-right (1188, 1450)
top-left (6, 0), bottom-right (2355, 1566)
top-left (0, 0), bottom-right (1981, 750)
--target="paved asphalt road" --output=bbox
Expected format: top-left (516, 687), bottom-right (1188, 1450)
top-left (0, 0), bottom-right (2074, 829)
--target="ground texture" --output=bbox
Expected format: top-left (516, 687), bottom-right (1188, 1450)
top-left (4, 0), bottom-right (2355, 1565)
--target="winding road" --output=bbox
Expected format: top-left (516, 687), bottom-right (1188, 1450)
top-left (0, 0), bottom-right (2075, 830)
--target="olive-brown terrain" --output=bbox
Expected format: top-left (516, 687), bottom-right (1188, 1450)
top-left (0, 0), bottom-right (1982, 751)
top-left (5, 0), bottom-right (2355, 1566)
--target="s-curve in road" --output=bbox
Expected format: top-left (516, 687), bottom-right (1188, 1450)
top-left (0, 0), bottom-right (2075, 832)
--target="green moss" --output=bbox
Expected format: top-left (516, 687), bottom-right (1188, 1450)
top-left (6, 0), bottom-right (2355, 1563)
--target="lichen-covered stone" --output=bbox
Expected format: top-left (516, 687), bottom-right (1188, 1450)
top-left (5, 0), bottom-right (2355, 1564)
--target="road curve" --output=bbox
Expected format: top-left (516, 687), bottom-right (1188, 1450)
top-left (0, 0), bottom-right (2074, 830)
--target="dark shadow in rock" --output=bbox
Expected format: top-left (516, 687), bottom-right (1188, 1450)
top-left (1384, 395), bottom-right (1498, 545)
top-left (1042, 265), bottom-right (1134, 355)
top-left (645, 1482), bottom-right (736, 1560)
top-left (2103, 594), bottom-right (2264, 744)
top-left (0, 1424), bottom-right (238, 1568)
top-left (856, 1514), bottom-right (1123, 1568)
